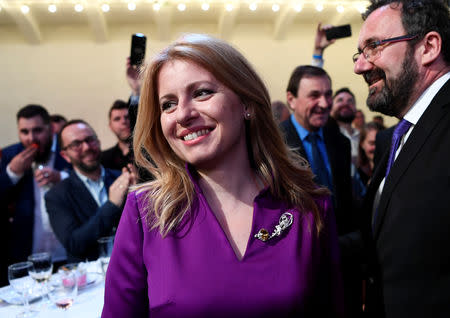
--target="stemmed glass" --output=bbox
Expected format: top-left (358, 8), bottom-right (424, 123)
top-left (98, 236), bottom-right (114, 278)
top-left (8, 261), bottom-right (38, 318)
top-left (48, 267), bottom-right (78, 312)
top-left (28, 252), bottom-right (53, 304)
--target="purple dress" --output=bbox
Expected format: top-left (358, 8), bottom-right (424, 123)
top-left (102, 168), bottom-right (344, 318)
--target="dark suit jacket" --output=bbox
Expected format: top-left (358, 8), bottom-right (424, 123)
top-left (101, 143), bottom-right (133, 171)
top-left (373, 125), bottom-right (395, 171)
top-left (45, 168), bottom-right (122, 263)
top-left (0, 142), bottom-right (71, 263)
top-left (280, 118), bottom-right (355, 235)
top-left (362, 79), bottom-right (450, 318)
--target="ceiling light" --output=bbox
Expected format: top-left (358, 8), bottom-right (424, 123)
top-left (74, 4), bottom-right (84, 12)
top-left (272, 4), bottom-right (280, 12)
top-left (101, 4), bottom-right (110, 12)
top-left (316, 3), bottom-right (324, 12)
top-left (48, 4), bottom-right (57, 13)
top-left (225, 3), bottom-right (233, 11)
top-left (21, 5), bottom-right (30, 14)
top-left (336, 5), bottom-right (344, 13)
top-left (128, 2), bottom-right (136, 11)
top-left (153, 3), bottom-right (161, 11)
top-left (177, 3), bottom-right (186, 11)
top-left (249, 3), bottom-right (257, 11)
top-left (294, 4), bottom-right (302, 12)
top-left (201, 3), bottom-right (209, 11)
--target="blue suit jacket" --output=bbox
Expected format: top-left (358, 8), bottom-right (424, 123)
top-left (45, 168), bottom-right (122, 263)
top-left (0, 142), bottom-right (71, 264)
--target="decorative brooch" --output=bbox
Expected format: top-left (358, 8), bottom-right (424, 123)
top-left (254, 212), bottom-right (294, 242)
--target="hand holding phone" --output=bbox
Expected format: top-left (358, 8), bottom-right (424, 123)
top-left (325, 24), bottom-right (352, 41)
top-left (130, 33), bottom-right (147, 66)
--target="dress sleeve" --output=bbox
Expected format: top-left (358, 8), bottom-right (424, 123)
top-left (102, 191), bottom-right (149, 318)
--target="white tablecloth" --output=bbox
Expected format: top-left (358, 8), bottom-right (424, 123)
top-left (0, 262), bottom-right (105, 318)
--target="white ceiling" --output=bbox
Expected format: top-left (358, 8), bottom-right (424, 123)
top-left (0, 0), bottom-right (369, 43)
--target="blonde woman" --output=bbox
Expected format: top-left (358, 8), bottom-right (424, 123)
top-left (102, 34), bottom-right (344, 318)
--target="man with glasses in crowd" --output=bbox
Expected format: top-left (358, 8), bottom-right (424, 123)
top-left (45, 120), bottom-right (136, 263)
top-left (353, 1), bottom-right (450, 317)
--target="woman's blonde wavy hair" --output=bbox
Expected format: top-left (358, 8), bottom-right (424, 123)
top-left (133, 34), bottom-right (329, 236)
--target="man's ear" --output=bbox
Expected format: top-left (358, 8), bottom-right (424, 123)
top-left (420, 31), bottom-right (442, 66)
top-left (60, 150), bottom-right (71, 164)
top-left (286, 91), bottom-right (296, 111)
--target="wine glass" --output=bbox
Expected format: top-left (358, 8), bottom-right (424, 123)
top-left (28, 252), bottom-right (53, 304)
top-left (8, 261), bottom-right (38, 318)
top-left (97, 236), bottom-right (114, 278)
top-left (48, 267), bottom-right (78, 312)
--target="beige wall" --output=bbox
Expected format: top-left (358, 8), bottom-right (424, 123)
top-left (0, 22), bottom-right (395, 149)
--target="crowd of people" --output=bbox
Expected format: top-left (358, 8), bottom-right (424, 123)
top-left (1, 0), bottom-right (449, 317)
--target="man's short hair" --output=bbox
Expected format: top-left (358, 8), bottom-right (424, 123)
top-left (50, 114), bottom-right (67, 123)
top-left (108, 100), bottom-right (128, 119)
top-left (59, 119), bottom-right (95, 149)
top-left (363, 0), bottom-right (450, 64)
top-left (333, 87), bottom-right (355, 100)
top-left (286, 65), bottom-right (332, 97)
top-left (16, 104), bottom-right (50, 125)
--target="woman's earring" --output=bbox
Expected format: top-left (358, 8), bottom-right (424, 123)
top-left (245, 112), bottom-right (251, 120)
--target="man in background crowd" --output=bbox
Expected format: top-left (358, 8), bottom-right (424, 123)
top-left (101, 100), bottom-right (133, 170)
top-left (0, 105), bottom-right (70, 285)
top-left (45, 120), bottom-right (135, 262)
top-left (50, 114), bottom-right (67, 135)
top-left (330, 88), bottom-right (360, 166)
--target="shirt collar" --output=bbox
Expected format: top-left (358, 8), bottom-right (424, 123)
top-left (290, 114), bottom-right (324, 141)
top-left (404, 71), bottom-right (450, 125)
top-left (75, 165), bottom-right (105, 184)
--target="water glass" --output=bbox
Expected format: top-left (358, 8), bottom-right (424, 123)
top-left (28, 252), bottom-right (53, 302)
top-left (8, 261), bottom-right (38, 318)
top-left (97, 236), bottom-right (114, 277)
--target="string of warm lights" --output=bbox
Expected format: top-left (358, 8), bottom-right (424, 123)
top-left (1, 1), bottom-right (370, 14)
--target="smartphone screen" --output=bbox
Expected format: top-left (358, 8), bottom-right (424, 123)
top-left (130, 33), bottom-right (146, 66)
top-left (325, 24), bottom-right (352, 41)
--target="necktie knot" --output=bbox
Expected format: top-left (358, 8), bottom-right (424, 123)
top-left (385, 119), bottom-right (412, 178)
top-left (393, 119), bottom-right (412, 137)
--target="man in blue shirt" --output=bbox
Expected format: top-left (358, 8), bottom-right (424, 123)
top-left (280, 65), bottom-right (360, 316)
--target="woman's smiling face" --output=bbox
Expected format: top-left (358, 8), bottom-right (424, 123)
top-left (158, 59), bottom-right (248, 170)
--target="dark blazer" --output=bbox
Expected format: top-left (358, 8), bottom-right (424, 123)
top-left (0, 142), bottom-right (71, 263)
top-left (45, 168), bottom-right (122, 263)
top-left (373, 125), bottom-right (395, 171)
top-left (280, 118), bottom-right (355, 235)
top-left (362, 79), bottom-right (450, 318)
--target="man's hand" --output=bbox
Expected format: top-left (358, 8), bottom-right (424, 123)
top-left (126, 57), bottom-right (142, 96)
top-left (8, 145), bottom-right (38, 175)
top-left (34, 166), bottom-right (61, 187)
top-left (313, 23), bottom-right (336, 56)
top-left (109, 168), bottom-right (132, 207)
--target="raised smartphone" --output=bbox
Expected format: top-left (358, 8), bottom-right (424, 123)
top-left (325, 24), bottom-right (352, 41)
top-left (130, 33), bottom-right (146, 66)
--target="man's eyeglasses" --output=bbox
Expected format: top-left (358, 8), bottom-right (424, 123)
top-left (352, 35), bottom-right (418, 63)
top-left (63, 135), bottom-right (98, 151)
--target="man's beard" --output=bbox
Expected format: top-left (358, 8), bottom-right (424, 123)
top-left (335, 111), bottom-right (356, 124)
top-left (72, 151), bottom-right (101, 173)
top-left (365, 48), bottom-right (419, 117)
top-left (34, 140), bottom-right (52, 164)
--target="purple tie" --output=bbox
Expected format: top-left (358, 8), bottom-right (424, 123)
top-left (385, 119), bottom-right (412, 177)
